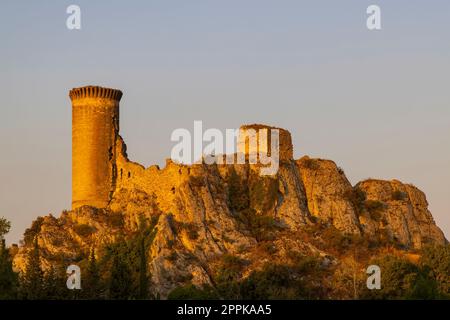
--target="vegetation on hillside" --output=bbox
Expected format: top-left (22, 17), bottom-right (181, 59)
top-left (1, 208), bottom-right (449, 300)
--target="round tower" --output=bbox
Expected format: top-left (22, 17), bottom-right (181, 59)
top-left (69, 86), bottom-right (123, 209)
top-left (238, 124), bottom-right (293, 161)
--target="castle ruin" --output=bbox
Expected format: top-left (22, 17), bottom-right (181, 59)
top-left (69, 85), bottom-right (294, 209)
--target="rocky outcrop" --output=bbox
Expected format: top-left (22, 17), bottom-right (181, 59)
top-left (356, 179), bottom-right (447, 249)
top-left (296, 156), bottom-right (361, 235)
top-left (13, 150), bottom-right (447, 297)
top-left (13, 207), bottom-right (123, 274)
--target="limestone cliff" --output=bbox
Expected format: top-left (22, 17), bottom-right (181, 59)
top-left (356, 179), bottom-right (447, 249)
top-left (296, 157), bottom-right (361, 235)
top-left (12, 146), bottom-right (447, 297)
top-left (14, 86), bottom-right (446, 298)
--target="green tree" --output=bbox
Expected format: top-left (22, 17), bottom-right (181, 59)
top-left (363, 255), bottom-right (440, 299)
top-left (240, 264), bottom-right (298, 299)
top-left (83, 249), bottom-right (102, 299)
top-left (0, 238), bottom-right (18, 299)
top-left (408, 270), bottom-right (439, 299)
top-left (21, 237), bottom-right (45, 299)
top-left (239, 259), bottom-right (324, 300)
top-left (0, 217), bottom-right (11, 240)
top-left (168, 284), bottom-right (219, 300)
top-left (42, 266), bottom-right (65, 299)
top-left (108, 249), bottom-right (132, 299)
top-left (138, 237), bottom-right (149, 299)
top-left (100, 215), bottom-right (158, 300)
top-left (420, 244), bottom-right (450, 297)
top-left (23, 217), bottom-right (44, 246)
top-left (213, 254), bottom-right (247, 299)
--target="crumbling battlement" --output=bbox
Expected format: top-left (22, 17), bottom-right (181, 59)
top-left (69, 86), bottom-right (123, 101)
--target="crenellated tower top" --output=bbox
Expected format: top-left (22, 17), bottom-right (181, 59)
top-left (69, 85), bottom-right (123, 101)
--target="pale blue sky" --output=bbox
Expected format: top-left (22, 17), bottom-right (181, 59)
top-left (1, 0), bottom-right (449, 243)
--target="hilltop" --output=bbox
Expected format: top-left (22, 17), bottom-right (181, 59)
top-left (12, 140), bottom-right (448, 298)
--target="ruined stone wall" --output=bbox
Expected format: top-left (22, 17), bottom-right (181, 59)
top-left (114, 135), bottom-right (200, 214)
top-left (237, 124), bottom-right (293, 161)
top-left (70, 86), bottom-right (122, 209)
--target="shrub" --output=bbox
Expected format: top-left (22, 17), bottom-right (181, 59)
top-left (219, 255), bottom-right (247, 276)
top-left (169, 219), bottom-right (200, 240)
top-left (184, 223), bottom-right (199, 240)
top-left (302, 158), bottom-right (320, 170)
top-left (344, 188), bottom-right (366, 213)
top-left (168, 284), bottom-right (219, 300)
top-left (239, 262), bottom-right (325, 300)
top-left (174, 273), bottom-right (194, 283)
top-left (364, 199), bottom-right (388, 223)
top-left (369, 210), bottom-right (383, 222)
top-left (167, 252), bottom-right (178, 262)
top-left (214, 254), bottom-right (247, 299)
top-left (320, 226), bottom-right (354, 253)
top-left (189, 176), bottom-right (205, 187)
top-left (23, 217), bottom-right (44, 245)
top-left (167, 239), bottom-right (175, 249)
top-left (237, 209), bottom-right (280, 241)
top-left (228, 167), bottom-right (279, 219)
top-left (364, 200), bottom-right (386, 218)
top-left (362, 255), bottom-right (440, 299)
top-left (420, 244), bottom-right (450, 296)
top-left (228, 168), bottom-right (249, 211)
top-left (108, 212), bottom-right (124, 228)
top-left (213, 255), bottom-right (326, 300)
top-left (392, 190), bottom-right (407, 201)
top-left (240, 264), bottom-right (295, 299)
top-left (249, 176), bottom-right (279, 214)
top-left (73, 224), bottom-right (96, 237)
top-left (260, 242), bottom-right (278, 255)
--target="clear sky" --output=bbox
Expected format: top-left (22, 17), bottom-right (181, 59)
top-left (1, 0), bottom-right (449, 243)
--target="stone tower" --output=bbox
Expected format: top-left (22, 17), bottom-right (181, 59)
top-left (238, 124), bottom-right (293, 161)
top-left (69, 85), bottom-right (123, 209)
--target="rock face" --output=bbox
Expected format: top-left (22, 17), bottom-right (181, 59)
top-left (13, 93), bottom-right (449, 298)
top-left (356, 179), bottom-right (447, 249)
top-left (13, 152), bottom-right (447, 297)
top-left (296, 156), bottom-right (361, 235)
